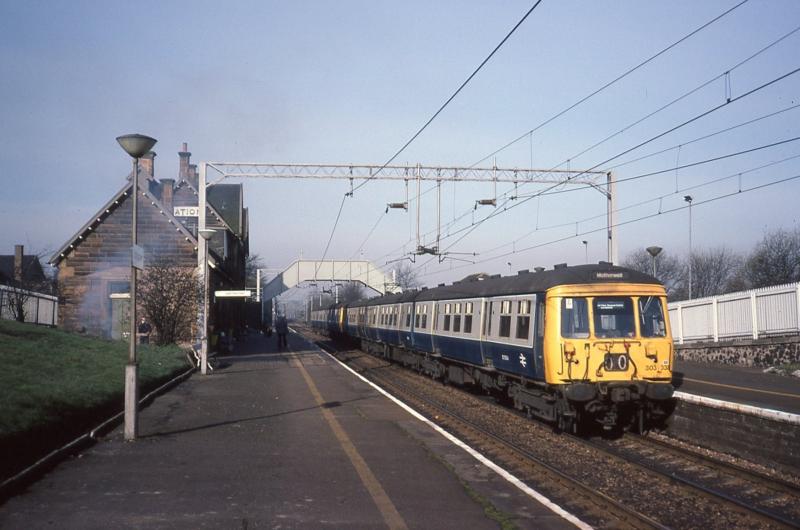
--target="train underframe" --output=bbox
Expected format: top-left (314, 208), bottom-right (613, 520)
top-left (356, 336), bottom-right (674, 434)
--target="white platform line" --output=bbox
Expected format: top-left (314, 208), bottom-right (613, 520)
top-left (674, 391), bottom-right (800, 425)
top-left (304, 338), bottom-right (591, 530)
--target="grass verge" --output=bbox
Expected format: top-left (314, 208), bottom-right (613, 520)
top-left (0, 320), bottom-right (191, 480)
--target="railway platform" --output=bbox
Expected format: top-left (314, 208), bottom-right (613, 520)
top-left (0, 330), bottom-right (578, 529)
top-left (674, 360), bottom-right (800, 416)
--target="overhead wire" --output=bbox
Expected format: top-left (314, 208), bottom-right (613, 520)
top-left (475, 151), bottom-right (800, 259)
top-left (417, 171), bottom-right (800, 279)
top-left (469, 0), bottom-right (751, 168)
top-left (421, 64), bottom-right (800, 264)
top-left (376, 102), bottom-right (800, 265)
top-left (314, 1), bottom-right (545, 268)
top-left (389, 21), bottom-right (800, 268)
top-left (349, 0), bottom-right (544, 196)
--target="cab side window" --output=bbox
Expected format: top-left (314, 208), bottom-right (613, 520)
top-left (561, 298), bottom-right (589, 338)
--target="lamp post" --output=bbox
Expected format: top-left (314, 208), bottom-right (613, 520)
top-left (116, 133), bottom-right (157, 441)
top-left (582, 240), bottom-right (588, 264)
top-left (684, 195), bottom-right (693, 299)
top-left (646, 246), bottom-right (663, 277)
top-left (199, 228), bottom-right (216, 375)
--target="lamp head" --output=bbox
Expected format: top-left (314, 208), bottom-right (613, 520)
top-left (116, 134), bottom-right (157, 159)
top-left (646, 246), bottom-right (663, 258)
top-left (199, 229), bottom-right (217, 241)
top-left (683, 195), bottom-right (693, 203)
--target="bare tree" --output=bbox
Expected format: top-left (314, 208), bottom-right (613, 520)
top-left (339, 282), bottom-right (366, 303)
top-left (621, 248), bottom-right (683, 298)
top-left (685, 247), bottom-right (743, 299)
top-left (245, 253), bottom-right (266, 287)
top-left (138, 260), bottom-right (201, 345)
top-left (744, 228), bottom-right (800, 288)
top-left (394, 262), bottom-right (421, 290)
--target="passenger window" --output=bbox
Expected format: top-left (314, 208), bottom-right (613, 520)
top-left (422, 314), bottom-right (427, 329)
top-left (453, 315), bottom-right (461, 332)
top-left (406, 314), bottom-right (411, 328)
top-left (516, 300), bottom-right (531, 340)
top-left (499, 300), bottom-right (512, 338)
top-left (486, 302), bottom-right (493, 336)
top-left (444, 315), bottom-right (451, 331)
top-left (464, 315), bottom-right (473, 333)
top-left (499, 316), bottom-right (511, 337)
top-left (561, 298), bottom-right (589, 338)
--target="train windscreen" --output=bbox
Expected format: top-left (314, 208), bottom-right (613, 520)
top-left (592, 297), bottom-right (635, 338)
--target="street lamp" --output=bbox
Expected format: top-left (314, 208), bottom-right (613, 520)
top-left (116, 133), bottom-right (157, 441)
top-left (684, 195), bottom-right (693, 299)
top-left (199, 228), bottom-right (216, 375)
top-left (646, 246), bottom-right (663, 277)
top-left (507, 262), bottom-right (512, 275)
top-left (582, 240), bottom-right (588, 264)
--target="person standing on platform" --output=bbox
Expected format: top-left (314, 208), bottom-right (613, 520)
top-left (138, 317), bottom-right (152, 344)
top-left (275, 315), bottom-right (289, 349)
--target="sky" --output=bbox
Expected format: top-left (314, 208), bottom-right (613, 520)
top-left (2, 0), bottom-right (799, 289)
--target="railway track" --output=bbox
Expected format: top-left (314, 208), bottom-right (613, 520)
top-left (302, 328), bottom-right (799, 529)
top-left (588, 433), bottom-right (800, 528)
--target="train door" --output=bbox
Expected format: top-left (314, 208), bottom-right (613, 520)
top-left (533, 293), bottom-right (545, 372)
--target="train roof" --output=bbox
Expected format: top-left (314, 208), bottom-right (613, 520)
top-left (349, 263), bottom-right (661, 307)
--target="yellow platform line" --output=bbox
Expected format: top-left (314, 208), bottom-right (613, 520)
top-left (683, 377), bottom-right (800, 399)
top-left (294, 358), bottom-right (408, 530)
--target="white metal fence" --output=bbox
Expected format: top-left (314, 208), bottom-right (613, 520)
top-left (0, 284), bottom-right (58, 326)
top-left (668, 282), bottom-right (800, 344)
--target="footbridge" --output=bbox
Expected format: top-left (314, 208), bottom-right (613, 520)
top-left (260, 260), bottom-right (401, 301)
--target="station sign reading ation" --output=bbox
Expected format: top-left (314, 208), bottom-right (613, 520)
top-left (174, 206), bottom-right (200, 217)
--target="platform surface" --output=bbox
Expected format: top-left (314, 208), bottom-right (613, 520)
top-left (675, 360), bottom-right (800, 415)
top-left (0, 331), bottom-right (576, 529)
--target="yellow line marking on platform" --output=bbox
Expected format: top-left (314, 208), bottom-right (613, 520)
top-left (294, 359), bottom-right (408, 530)
top-left (683, 377), bottom-right (800, 399)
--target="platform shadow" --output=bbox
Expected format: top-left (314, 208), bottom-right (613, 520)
top-left (141, 396), bottom-right (372, 439)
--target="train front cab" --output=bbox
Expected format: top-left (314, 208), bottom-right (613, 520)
top-left (545, 282), bottom-right (674, 431)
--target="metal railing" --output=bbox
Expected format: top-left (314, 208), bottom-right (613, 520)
top-left (0, 284), bottom-right (58, 326)
top-left (668, 282), bottom-right (800, 344)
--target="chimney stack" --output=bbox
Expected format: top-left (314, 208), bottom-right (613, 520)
top-left (161, 179), bottom-right (175, 210)
top-left (14, 244), bottom-right (23, 282)
top-left (178, 142), bottom-right (191, 181)
top-left (140, 151), bottom-right (156, 179)
top-left (188, 163), bottom-right (198, 188)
